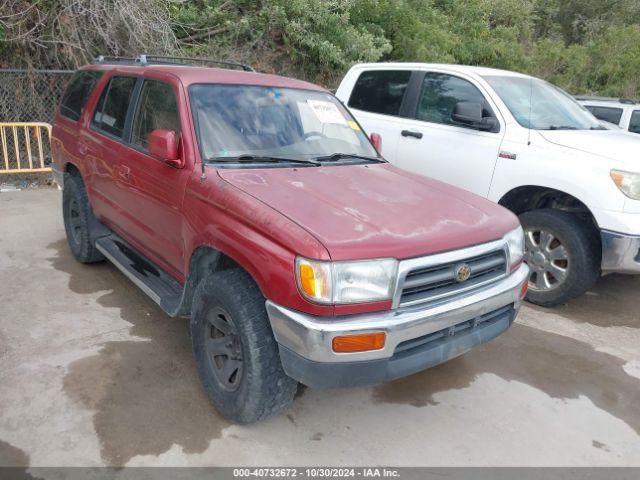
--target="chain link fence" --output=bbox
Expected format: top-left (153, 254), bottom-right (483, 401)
top-left (0, 70), bottom-right (70, 179)
top-left (0, 69), bottom-right (74, 123)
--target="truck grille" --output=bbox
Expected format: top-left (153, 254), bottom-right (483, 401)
top-left (398, 249), bottom-right (507, 307)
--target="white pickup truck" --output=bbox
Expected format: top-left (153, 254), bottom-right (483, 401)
top-left (336, 63), bottom-right (640, 306)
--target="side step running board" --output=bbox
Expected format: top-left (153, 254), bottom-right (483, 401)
top-left (95, 234), bottom-right (184, 316)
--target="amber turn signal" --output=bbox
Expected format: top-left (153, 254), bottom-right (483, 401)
top-left (610, 170), bottom-right (625, 188)
top-left (332, 332), bottom-right (386, 353)
top-left (299, 263), bottom-right (321, 297)
top-left (520, 279), bottom-right (529, 299)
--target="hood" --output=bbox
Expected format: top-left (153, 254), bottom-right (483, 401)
top-left (217, 164), bottom-right (518, 261)
top-left (538, 129), bottom-right (640, 166)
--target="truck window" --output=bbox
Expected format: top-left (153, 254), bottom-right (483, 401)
top-left (584, 106), bottom-right (623, 125)
top-left (629, 111), bottom-right (640, 134)
top-left (59, 71), bottom-right (104, 121)
top-left (348, 70), bottom-right (411, 117)
top-left (92, 76), bottom-right (137, 139)
top-left (131, 80), bottom-right (181, 150)
top-left (416, 73), bottom-right (495, 129)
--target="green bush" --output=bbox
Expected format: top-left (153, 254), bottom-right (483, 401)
top-left (3, 0), bottom-right (640, 97)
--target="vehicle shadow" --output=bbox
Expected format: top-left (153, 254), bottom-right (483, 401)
top-left (529, 274), bottom-right (640, 328)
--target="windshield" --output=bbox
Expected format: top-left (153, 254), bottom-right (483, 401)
top-left (483, 75), bottom-right (602, 130)
top-left (189, 84), bottom-right (378, 162)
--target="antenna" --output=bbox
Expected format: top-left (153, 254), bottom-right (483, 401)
top-left (527, 76), bottom-right (533, 146)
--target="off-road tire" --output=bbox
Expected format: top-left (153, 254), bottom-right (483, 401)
top-left (191, 269), bottom-right (298, 423)
top-left (62, 174), bottom-right (105, 264)
top-left (520, 209), bottom-right (600, 307)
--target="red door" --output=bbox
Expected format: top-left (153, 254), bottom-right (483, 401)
top-left (82, 74), bottom-right (139, 231)
top-left (111, 74), bottom-right (194, 280)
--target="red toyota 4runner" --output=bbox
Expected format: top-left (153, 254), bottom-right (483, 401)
top-left (52, 55), bottom-right (529, 423)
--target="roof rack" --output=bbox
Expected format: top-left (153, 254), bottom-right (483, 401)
top-left (574, 95), bottom-right (639, 105)
top-left (93, 54), bottom-right (255, 72)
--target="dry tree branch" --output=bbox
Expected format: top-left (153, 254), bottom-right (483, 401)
top-left (0, 0), bottom-right (179, 69)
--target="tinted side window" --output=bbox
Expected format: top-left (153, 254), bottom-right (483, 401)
top-left (131, 80), bottom-right (180, 150)
top-left (585, 106), bottom-right (623, 125)
top-left (416, 73), bottom-right (495, 128)
top-left (348, 70), bottom-right (411, 116)
top-left (629, 111), bottom-right (640, 134)
top-left (92, 76), bottom-right (137, 139)
top-left (59, 71), bottom-right (103, 121)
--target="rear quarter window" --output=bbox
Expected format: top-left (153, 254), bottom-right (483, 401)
top-left (348, 70), bottom-right (411, 117)
top-left (59, 71), bottom-right (104, 121)
top-left (584, 105), bottom-right (623, 125)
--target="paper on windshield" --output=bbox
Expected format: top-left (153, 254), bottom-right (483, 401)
top-left (307, 100), bottom-right (347, 125)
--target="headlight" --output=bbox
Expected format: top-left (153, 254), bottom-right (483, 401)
top-left (611, 170), bottom-right (640, 200)
top-left (296, 257), bottom-right (398, 304)
top-left (503, 226), bottom-right (524, 269)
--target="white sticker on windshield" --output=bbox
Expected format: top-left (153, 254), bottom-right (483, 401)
top-left (307, 100), bottom-right (347, 125)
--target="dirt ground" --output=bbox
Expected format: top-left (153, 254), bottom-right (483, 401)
top-left (1, 189), bottom-right (639, 467)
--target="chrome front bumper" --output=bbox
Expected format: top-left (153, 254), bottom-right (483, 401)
top-left (601, 230), bottom-right (640, 274)
top-left (267, 264), bottom-right (529, 372)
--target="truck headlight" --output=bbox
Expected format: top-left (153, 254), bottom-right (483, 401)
top-left (296, 257), bottom-right (398, 304)
top-left (503, 226), bottom-right (524, 269)
top-left (611, 170), bottom-right (640, 200)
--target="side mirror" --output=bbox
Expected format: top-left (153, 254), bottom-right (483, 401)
top-left (452, 102), bottom-right (498, 132)
top-left (148, 129), bottom-right (183, 168)
top-left (370, 132), bottom-right (382, 153)
top-left (452, 101), bottom-right (483, 124)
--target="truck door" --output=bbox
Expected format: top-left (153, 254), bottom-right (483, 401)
top-left (84, 74), bottom-right (138, 230)
top-left (395, 71), bottom-right (505, 197)
top-left (114, 76), bottom-right (192, 278)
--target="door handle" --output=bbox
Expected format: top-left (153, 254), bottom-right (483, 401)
top-left (401, 130), bottom-right (423, 139)
top-left (117, 165), bottom-right (131, 180)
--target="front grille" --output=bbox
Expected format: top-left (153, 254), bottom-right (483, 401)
top-left (399, 249), bottom-right (507, 307)
top-left (394, 305), bottom-right (514, 357)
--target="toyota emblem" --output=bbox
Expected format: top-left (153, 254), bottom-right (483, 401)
top-left (455, 264), bottom-right (472, 283)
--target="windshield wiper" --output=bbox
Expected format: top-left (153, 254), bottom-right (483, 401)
top-left (313, 153), bottom-right (386, 163)
top-left (546, 125), bottom-right (578, 130)
top-left (206, 154), bottom-right (319, 166)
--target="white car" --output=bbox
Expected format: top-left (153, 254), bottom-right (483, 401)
top-left (336, 63), bottom-right (640, 306)
top-left (576, 97), bottom-right (640, 134)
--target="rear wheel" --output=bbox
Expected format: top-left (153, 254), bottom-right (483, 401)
top-left (520, 209), bottom-right (600, 307)
top-left (62, 174), bottom-right (104, 264)
top-left (190, 269), bottom-right (297, 423)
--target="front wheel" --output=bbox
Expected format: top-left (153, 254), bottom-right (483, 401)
top-left (190, 269), bottom-right (298, 423)
top-left (520, 209), bottom-right (601, 307)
